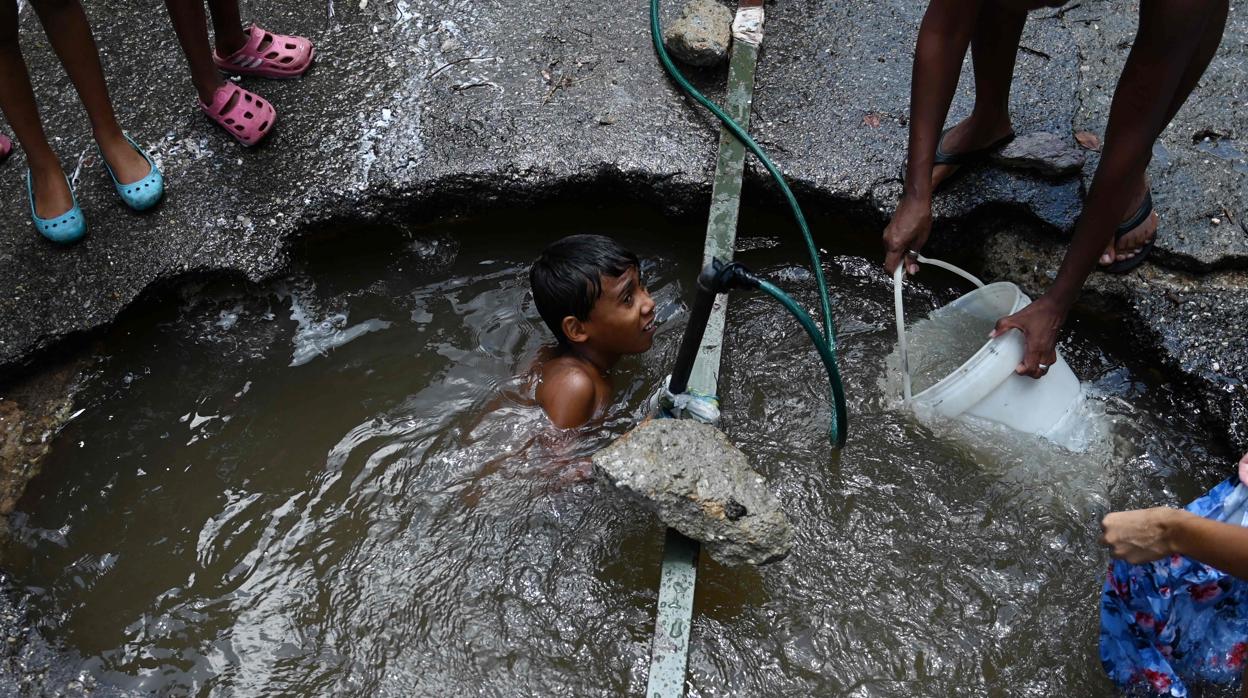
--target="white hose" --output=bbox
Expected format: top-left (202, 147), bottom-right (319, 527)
top-left (893, 254), bottom-right (985, 403)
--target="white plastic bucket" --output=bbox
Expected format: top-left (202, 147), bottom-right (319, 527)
top-left (893, 255), bottom-right (1083, 439)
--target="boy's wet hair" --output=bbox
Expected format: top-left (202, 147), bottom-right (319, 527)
top-left (530, 234), bottom-right (640, 346)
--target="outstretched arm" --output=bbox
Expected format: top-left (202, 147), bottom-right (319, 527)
top-left (1102, 507), bottom-right (1248, 580)
top-left (884, 0), bottom-right (984, 274)
top-left (1101, 453), bottom-right (1248, 578)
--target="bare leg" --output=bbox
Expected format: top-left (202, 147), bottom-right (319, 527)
top-left (205, 0), bottom-right (248, 57)
top-left (1045, 0), bottom-right (1230, 316)
top-left (1159, 0), bottom-right (1227, 126)
top-left (163, 0), bottom-right (227, 104)
top-left (932, 2), bottom-right (1027, 187)
top-left (0, 0), bottom-right (73, 217)
top-left (1101, 0), bottom-right (1229, 264)
top-left (30, 0), bottom-right (149, 185)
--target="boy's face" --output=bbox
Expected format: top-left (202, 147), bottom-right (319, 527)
top-left (578, 266), bottom-right (657, 356)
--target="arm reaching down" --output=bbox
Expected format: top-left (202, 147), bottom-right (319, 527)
top-left (1102, 508), bottom-right (1248, 581)
top-left (1101, 452), bottom-right (1248, 579)
top-left (883, 0), bottom-right (984, 275)
top-left (995, 0), bottom-right (1229, 378)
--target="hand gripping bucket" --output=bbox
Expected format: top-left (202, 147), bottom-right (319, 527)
top-left (893, 255), bottom-right (1083, 439)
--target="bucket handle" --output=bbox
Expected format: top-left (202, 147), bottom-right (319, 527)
top-left (894, 254), bottom-right (986, 402)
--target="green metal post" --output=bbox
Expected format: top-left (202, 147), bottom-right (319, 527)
top-left (645, 3), bottom-right (763, 696)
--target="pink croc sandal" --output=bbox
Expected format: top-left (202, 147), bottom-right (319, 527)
top-left (214, 24), bottom-right (315, 79)
top-left (199, 83), bottom-right (276, 147)
top-left (0, 133), bottom-right (12, 162)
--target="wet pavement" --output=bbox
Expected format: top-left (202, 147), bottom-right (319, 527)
top-left (0, 2), bottom-right (1244, 434)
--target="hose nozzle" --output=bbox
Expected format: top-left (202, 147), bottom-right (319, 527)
top-left (699, 258), bottom-right (761, 294)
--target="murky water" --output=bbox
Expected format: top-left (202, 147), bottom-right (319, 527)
top-left (3, 204), bottom-right (1238, 696)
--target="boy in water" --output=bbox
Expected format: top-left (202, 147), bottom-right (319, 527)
top-left (529, 235), bottom-right (657, 428)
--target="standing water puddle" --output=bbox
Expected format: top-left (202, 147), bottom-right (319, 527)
top-left (2, 204), bottom-right (1236, 696)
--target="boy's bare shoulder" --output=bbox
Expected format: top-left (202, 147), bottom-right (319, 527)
top-left (535, 356), bottom-right (600, 428)
top-left (538, 355), bottom-right (596, 389)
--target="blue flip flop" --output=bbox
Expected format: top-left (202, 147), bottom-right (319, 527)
top-left (26, 170), bottom-right (86, 244)
top-left (101, 133), bottom-right (164, 211)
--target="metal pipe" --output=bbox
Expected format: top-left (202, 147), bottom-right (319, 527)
top-left (667, 263), bottom-right (721, 396)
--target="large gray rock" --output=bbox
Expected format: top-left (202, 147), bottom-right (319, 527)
top-left (991, 132), bottom-right (1086, 177)
top-left (592, 419), bottom-right (791, 566)
top-left (662, 0), bottom-right (733, 67)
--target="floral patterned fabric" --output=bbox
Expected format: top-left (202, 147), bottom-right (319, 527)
top-left (1100, 478), bottom-right (1248, 696)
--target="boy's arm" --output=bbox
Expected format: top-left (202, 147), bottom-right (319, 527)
top-left (535, 366), bottom-right (598, 429)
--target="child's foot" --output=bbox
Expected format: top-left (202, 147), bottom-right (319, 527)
top-left (194, 75), bottom-right (229, 109)
top-left (214, 24), bottom-right (315, 79)
top-left (931, 114), bottom-right (1015, 189)
top-left (214, 24), bottom-right (249, 58)
top-left (26, 163), bottom-right (86, 244)
top-left (0, 133), bottom-right (11, 163)
top-left (199, 83), bottom-right (277, 147)
top-left (29, 164), bottom-right (75, 219)
top-left (95, 130), bottom-right (151, 186)
top-left (1099, 176), bottom-right (1158, 267)
top-left (100, 133), bottom-right (164, 212)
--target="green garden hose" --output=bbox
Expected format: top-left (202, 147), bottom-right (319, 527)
top-left (650, 0), bottom-right (848, 446)
top-left (756, 280), bottom-right (848, 447)
top-left (650, 0), bottom-right (833, 343)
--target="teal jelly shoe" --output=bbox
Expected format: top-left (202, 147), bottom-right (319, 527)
top-left (26, 170), bottom-right (86, 244)
top-left (102, 133), bottom-right (164, 211)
